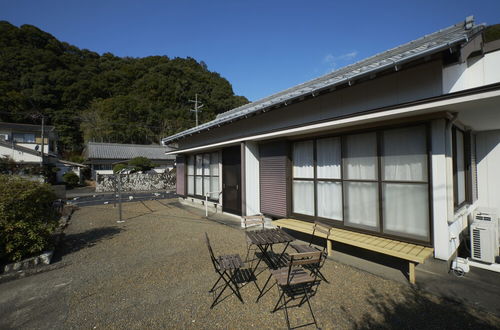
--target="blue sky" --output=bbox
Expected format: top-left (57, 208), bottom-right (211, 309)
top-left (1, 0), bottom-right (499, 101)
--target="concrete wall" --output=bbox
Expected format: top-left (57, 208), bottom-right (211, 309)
top-left (180, 61), bottom-right (442, 149)
top-left (443, 50), bottom-right (500, 93)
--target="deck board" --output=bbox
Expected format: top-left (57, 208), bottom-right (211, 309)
top-left (274, 219), bottom-right (434, 264)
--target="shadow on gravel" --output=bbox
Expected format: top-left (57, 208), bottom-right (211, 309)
top-left (346, 287), bottom-right (498, 329)
top-left (52, 227), bottom-right (124, 262)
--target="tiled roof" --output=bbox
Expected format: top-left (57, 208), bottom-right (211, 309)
top-left (85, 142), bottom-right (175, 160)
top-left (162, 17), bottom-right (484, 144)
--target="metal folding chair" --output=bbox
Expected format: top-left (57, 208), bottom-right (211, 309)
top-left (267, 251), bottom-right (323, 329)
top-left (242, 214), bottom-right (265, 265)
top-left (290, 220), bottom-right (332, 283)
top-left (205, 232), bottom-right (255, 309)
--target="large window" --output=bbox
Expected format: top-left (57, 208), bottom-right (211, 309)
top-left (452, 127), bottom-right (468, 208)
top-left (292, 124), bottom-right (430, 243)
top-left (187, 152), bottom-right (219, 199)
top-left (13, 133), bottom-right (35, 143)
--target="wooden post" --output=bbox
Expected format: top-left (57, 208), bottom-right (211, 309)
top-left (327, 240), bottom-right (332, 257)
top-left (409, 262), bottom-right (416, 285)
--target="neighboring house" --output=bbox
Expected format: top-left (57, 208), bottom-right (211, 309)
top-left (83, 142), bottom-right (176, 178)
top-left (163, 18), bottom-right (500, 272)
top-left (0, 122), bottom-right (58, 164)
top-left (55, 159), bottom-right (87, 183)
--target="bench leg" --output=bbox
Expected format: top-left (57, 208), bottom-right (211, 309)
top-left (327, 240), bottom-right (332, 257)
top-left (409, 262), bottom-right (416, 285)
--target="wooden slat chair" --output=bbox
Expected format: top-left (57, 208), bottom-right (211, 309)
top-left (242, 215), bottom-right (265, 265)
top-left (205, 232), bottom-right (255, 309)
top-left (290, 220), bottom-right (333, 283)
top-left (267, 251), bottom-right (323, 330)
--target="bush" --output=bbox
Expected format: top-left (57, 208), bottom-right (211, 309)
top-left (113, 163), bottom-right (127, 173)
top-left (0, 175), bottom-right (59, 263)
top-left (63, 171), bottom-right (79, 187)
top-left (128, 156), bottom-right (156, 172)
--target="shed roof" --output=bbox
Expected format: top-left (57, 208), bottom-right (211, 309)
top-left (162, 17), bottom-right (484, 144)
top-left (84, 142), bottom-right (175, 160)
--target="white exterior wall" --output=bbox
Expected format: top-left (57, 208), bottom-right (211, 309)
top-left (244, 141), bottom-right (260, 216)
top-left (0, 144), bottom-right (41, 163)
top-left (443, 50), bottom-right (500, 93)
top-left (476, 130), bottom-right (500, 214)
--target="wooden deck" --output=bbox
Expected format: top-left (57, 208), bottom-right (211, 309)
top-left (273, 218), bottom-right (434, 284)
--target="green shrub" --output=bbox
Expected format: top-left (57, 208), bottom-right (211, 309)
top-left (62, 171), bottom-right (79, 187)
top-left (0, 175), bottom-right (59, 263)
top-left (113, 163), bottom-right (127, 173)
top-left (128, 157), bottom-right (155, 172)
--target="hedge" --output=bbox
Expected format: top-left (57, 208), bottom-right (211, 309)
top-left (0, 175), bottom-right (59, 263)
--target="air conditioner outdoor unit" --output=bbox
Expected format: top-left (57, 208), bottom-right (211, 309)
top-left (474, 211), bottom-right (499, 245)
top-left (470, 220), bottom-right (499, 264)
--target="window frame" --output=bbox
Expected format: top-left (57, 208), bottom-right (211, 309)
top-left (290, 122), bottom-right (433, 246)
top-left (452, 126), bottom-right (471, 210)
top-left (186, 151), bottom-right (220, 201)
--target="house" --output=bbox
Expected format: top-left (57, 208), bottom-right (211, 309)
top-left (0, 122), bottom-right (58, 164)
top-left (162, 17), bottom-right (500, 277)
top-left (83, 142), bottom-right (176, 178)
top-left (55, 159), bottom-right (88, 183)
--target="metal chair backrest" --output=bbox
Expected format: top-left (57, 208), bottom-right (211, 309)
top-left (287, 251), bottom-right (322, 285)
top-left (205, 232), bottom-right (219, 270)
top-left (243, 214), bottom-right (265, 229)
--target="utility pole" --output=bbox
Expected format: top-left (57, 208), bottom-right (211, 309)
top-left (40, 115), bottom-right (45, 168)
top-left (189, 94), bottom-right (204, 127)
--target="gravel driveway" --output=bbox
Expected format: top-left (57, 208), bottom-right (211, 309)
top-left (0, 198), bottom-right (498, 329)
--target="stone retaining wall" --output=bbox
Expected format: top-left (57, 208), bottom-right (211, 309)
top-left (96, 170), bottom-right (175, 192)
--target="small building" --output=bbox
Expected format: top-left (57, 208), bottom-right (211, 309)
top-left (0, 122), bottom-right (58, 164)
top-left (163, 17), bottom-right (500, 278)
top-left (83, 142), bottom-right (176, 178)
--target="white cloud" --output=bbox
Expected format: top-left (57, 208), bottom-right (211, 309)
top-left (323, 51), bottom-right (358, 71)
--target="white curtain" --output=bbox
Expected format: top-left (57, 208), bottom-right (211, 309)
top-left (195, 155), bottom-right (203, 175)
top-left (187, 176), bottom-right (194, 194)
top-left (210, 177), bottom-right (219, 199)
top-left (455, 130), bottom-right (466, 204)
top-left (293, 180), bottom-right (314, 215)
top-left (383, 183), bottom-right (429, 239)
top-left (383, 126), bottom-right (427, 181)
top-left (317, 181), bottom-right (342, 221)
top-left (195, 176), bottom-right (202, 195)
top-left (344, 133), bottom-right (377, 180)
top-left (210, 152), bottom-right (219, 176)
top-left (187, 155), bottom-right (194, 175)
top-left (203, 154), bottom-right (210, 175)
top-left (344, 182), bottom-right (379, 229)
top-left (293, 141), bottom-right (314, 178)
top-left (317, 137), bottom-right (341, 179)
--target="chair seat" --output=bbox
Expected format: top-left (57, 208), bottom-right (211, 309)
top-left (290, 244), bottom-right (319, 254)
top-left (270, 267), bottom-right (315, 286)
top-left (217, 254), bottom-right (244, 271)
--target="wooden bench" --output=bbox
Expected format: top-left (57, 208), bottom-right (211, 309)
top-left (273, 218), bottom-right (434, 284)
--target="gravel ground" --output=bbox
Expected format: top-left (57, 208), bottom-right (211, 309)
top-left (0, 198), bottom-right (499, 329)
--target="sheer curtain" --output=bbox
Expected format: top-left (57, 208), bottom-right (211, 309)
top-left (293, 181), bottom-right (314, 215)
top-left (316, 137), bottom-right (342, 221)
top-left (455, 130), bottom-right (466, 205)
top-left (293, 141), bottom-right (314, 178)
top-left (343, 133), bottom-right (379, 229)
top-left (187, 155), bottom-right (194, 195)
top-left (293, 141), bottom-right (314, 215)
top-left (382, 126), bottom-right (429, 240)
top-left (210, 152), bottom-right (219, 199)
top-left (195, 155), bottom-right (203, 195)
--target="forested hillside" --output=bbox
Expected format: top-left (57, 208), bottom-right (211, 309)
top-left (0, 21), bottom-right (248, 157)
